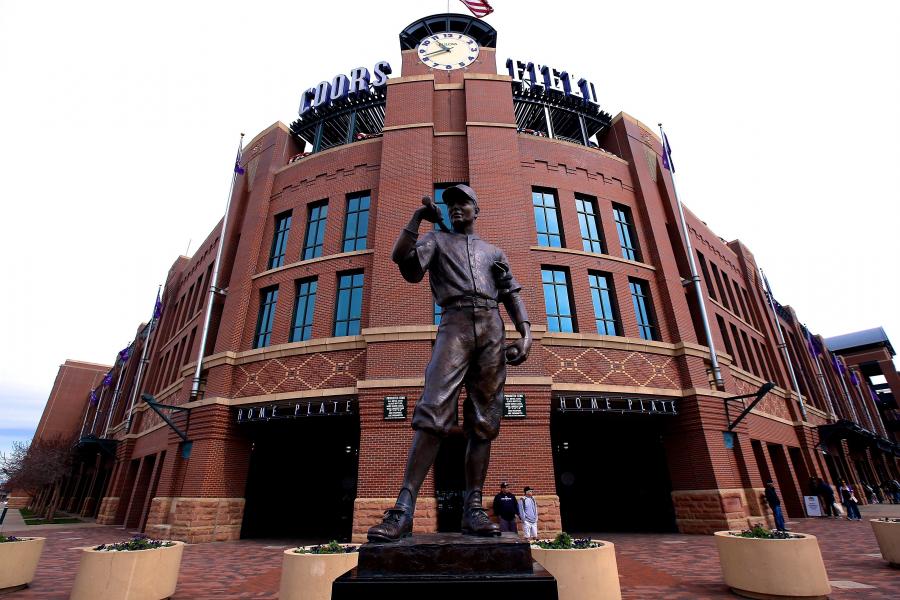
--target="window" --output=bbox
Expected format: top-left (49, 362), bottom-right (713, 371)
top-left (290, 278), bottom-right (317, 342)
top-left (588, 272), bottom-right (618, 335)
top-left (302, 201), bottom-right (328, 260)
top-left (716, 314), bottom-right (734, 357)
top-left (629, 278), bottom-right (658, 340)
top-left (541, 268), bottom-right (575, 333)
top-left (740, 330), bottom-right (760, 376)
top-left (342, 193), bottom-right (370, 252)
top-left (434, 303), bottom-right (442, 326)
top-left (613, 203), bottom-right (641, 261)
top-left (533, 188), bottom-right (563, 247)
top-left (710, 262), bottom-right (730, 310)
top-left (730, 323), bottom-right (749, 371)
top-left (269, 211), bottom-right (292, 269)
top-left (254, 286), bottom-right (278, 348)
top-left (334, 272), bottom-right (364, 336)
top-left (575, 194), bottom-right (604, 253)
top-left (696, 251), bottom-right (717, 300)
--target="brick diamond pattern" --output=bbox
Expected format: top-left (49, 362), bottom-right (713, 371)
top-left (544, 346), bottom-right (681, 389)
top-left (232, 350), bottom-right (365, 397)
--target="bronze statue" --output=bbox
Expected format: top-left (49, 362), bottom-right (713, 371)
top-left (367, 184), bottom-right (532, 542)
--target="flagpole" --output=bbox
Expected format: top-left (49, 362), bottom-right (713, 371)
top-left (79, 389), bottom-right (94, 439)
top-left (847, 369), bottom-right (876, 432)
top-left (658, 124), bottom-right (724, 389)
top-left (190, 133), bottom-right (245, 401)
top-left (126, 286), bottom-right (162, 433)
top-left (812, 355), bottom-right (838, 421)
top-left (104, 350), bottom-right (129, 436)
top-left (89, 383), bottom-right (106, 435)
top-left (862, 383), bottom-right (887, 437)
top-left (760, 269), bottom-right (807, 420)
top-left (833, 358), bottom-right (860, 426)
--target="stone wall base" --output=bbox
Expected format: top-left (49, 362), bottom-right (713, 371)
top-left (95, 496), bottom-right (120, 525)
top-left (351, 495), bottom-right (562, 543)
top-left (672, 488), bottom-right (759, 534)
top-left (145, 497), bottom-right (245, 543)
top-left (6, 496), bottom-right (31, 509)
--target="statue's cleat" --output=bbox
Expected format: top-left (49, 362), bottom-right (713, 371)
top-left (461, 507), bottom-right (501, 537)
top-left (367, 507), bottom-right (413, 543)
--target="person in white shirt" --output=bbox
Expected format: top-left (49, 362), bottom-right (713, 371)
top-left (519, 486), bottom-right (538, 541)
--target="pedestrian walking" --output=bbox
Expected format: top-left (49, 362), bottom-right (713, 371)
top-left (764, 480), bottom-right (786, 531)
top-left (838, 480), bottom-right (862, 521)
top-left (816, 478), bottom-right (839, 518)
top-left (518, 486), bottom-right (539, 541)
top-left (492, 482), bottom-right (519, 533)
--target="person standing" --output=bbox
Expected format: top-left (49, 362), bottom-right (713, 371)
top-left (817, 478), bottom-right (839, 518)
top-left (764, 480), bottom-right (786, 531)
top-left (519, 486), bottom-right (539, 541)
top-left (839, 480), bottom-right (862, 521)
top-left (492, 482), bottom-right (519, 533)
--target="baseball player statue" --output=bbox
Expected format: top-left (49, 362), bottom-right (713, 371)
top-left (367, 184), bottom-right (532, 542)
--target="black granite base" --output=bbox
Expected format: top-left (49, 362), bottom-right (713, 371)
top-left (332, 564), bottom-right (558, 599)
top-left (332, 533), bottom-right (558, 599)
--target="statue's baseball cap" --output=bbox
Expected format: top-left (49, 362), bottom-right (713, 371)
top-left (442, 184), bottom-right (479, 211)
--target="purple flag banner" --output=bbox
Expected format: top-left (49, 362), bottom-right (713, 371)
top-left (661, 132), bottom-right (675, 173)
top-left (119, 346), bottom-right (131, 363)
top-left (102, 373), bottom-right (113, 387)
top-left (90, 389), bottom-right (99, 405)
top-left (849, 371), bottom-right (860, 386)
top-left (869, 386), bottom-right (881, 404)
top-left (153, 290), bottom-right (163, 320)
top-left (831, 354), bottom-right (846, 375)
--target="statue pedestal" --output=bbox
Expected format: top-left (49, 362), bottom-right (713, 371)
top-left (332, 533), bottom-right (558, 599)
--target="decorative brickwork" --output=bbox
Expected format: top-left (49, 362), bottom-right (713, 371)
top-left (543, 345), bottom-right (683, 389)
top-left (145, 497), bottom-right (245, 543)
top-left (671, 488), bottom-right (759, 534)
top-left (230, 350), bottom-right (365, 397)
top-left (95, 496), bottom-right (119, 524)
top-left (6, 495), bottom-right (30, 509)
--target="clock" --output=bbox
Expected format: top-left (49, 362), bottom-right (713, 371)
top-left (416, 32), bottom-right (479, 70)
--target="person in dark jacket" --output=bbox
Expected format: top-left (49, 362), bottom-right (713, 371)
top-left (492, 482), bottom-right (519, 533)
top-left (816, 477), bottom-right (838, 518)
top-left (839, 480), bottom-right (862, 521)
top-left (764, 480), bottom-right (786, 531)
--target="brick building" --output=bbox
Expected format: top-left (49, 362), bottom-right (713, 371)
top-left (36, 13), bottom-right (899, 542)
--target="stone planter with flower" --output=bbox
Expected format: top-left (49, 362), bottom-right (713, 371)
top-left (714, 524), bottom-right (831, 599)
top-left (870, 517), bottom-right (900, 567)
top-left (530, 533), bottom-right (621, 600)
top-left (70, 535), bottom-right (185, 600)
top-left (0, 534), bottom-right (45, 592)
top-left (279, 541), bottom-right (359, 600)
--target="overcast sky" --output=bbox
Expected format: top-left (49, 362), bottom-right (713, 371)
top-left (1, 0), bottom-right (897, 460)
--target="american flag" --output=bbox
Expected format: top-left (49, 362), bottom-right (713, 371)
top-left (459, 0), bottom-right (494, 18)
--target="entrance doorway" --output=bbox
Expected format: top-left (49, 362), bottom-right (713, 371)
top-left (551, 411), bottom-right (676, 532)
top-left (434, 433), bottom-right (466, 532)
top-left (240, 413), bottom-right (359, 541)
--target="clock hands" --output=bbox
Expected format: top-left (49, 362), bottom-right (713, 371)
top-left (422, 47), bottom-right (452, 57)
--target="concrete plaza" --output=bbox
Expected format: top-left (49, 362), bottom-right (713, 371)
top-left (2, 505), bottom-right (898, 599)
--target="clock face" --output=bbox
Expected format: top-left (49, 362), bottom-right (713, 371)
top-left (416, 32), bottom-right (479, 70)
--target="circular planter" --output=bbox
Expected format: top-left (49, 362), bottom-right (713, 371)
top-left (870, 519), bottom-right (900, 567)
top-left (70, 540), bottom-right (185, 600)
top-left (531, 541), bottom-right (621, 600)
top-left (0, 537), bottom-right (45, 592)
top-left (714, 531), bottom-right (830, 599)
top-left (279, 545), bottom-right (359, 600)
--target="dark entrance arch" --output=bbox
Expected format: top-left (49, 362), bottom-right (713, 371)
top-left (239, 408), bottom-right (359, 541)
top-left (551, 409), bottom-right (676, 533)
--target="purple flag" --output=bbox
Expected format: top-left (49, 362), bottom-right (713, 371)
top-left (831, 354), bottom-right (846, 375)
top-left (661, 132), bottom-right (675, 173)
top-left (102, 372), bottom-right (113, 387)
top-left (90, 389), bottom-right (99, 405)
top-left (869, 386), bottom-right (881, 404)
top-left (234, 160), bottom-right (245, 175)
top-left (153, 291), bottom-right (163, 320)
top-left (849, 371), bottom-right (860, 386)
top-left (119, 346), bottom-right (131, 362)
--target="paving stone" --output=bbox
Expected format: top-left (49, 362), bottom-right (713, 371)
top-left (2, 517), bottom-right (898, 598)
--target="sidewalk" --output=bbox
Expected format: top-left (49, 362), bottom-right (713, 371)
top-left (2, 509), bottom-right (99, 533)
top-left (3, 510), bottom-right (898, 599)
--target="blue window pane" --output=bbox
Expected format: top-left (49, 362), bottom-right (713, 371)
top-left (541, 268), bottom-right (575, 334)
top-left (255, 287), bottom-right (279, 348)
top-left (533, 189), bottom-right (564, 247)
top-left (334, 271), bottom-right (364, 337)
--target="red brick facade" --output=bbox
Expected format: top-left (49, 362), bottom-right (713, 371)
top-left (34, 14), bottom-right (898, 542)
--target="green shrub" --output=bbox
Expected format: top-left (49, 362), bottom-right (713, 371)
top-left (94, 535), bottom-right (175, 551)
top-left (294, 540), bottom-right (358, 554)
top-left (732, 524), bottom-right (798, 539)
top-left (533, 532), bottom-right (601, 549)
